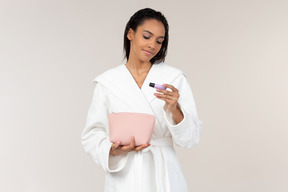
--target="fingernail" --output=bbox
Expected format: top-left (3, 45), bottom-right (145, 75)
top-left (154, 93), bottom-right (157, 96)
top-left (132, 136), bottom-right (134, 139)
top-left (117, 141), bottom-right (121, 145)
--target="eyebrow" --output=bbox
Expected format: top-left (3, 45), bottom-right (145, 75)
top-left (143, 30), bottom-right (165, 39)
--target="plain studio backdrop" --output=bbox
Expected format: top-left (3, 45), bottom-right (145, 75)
top-left (0, 0), bottom-right (287, 192)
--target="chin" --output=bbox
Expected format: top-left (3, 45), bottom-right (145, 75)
top-left (139, 57), bottom-right (153, 63)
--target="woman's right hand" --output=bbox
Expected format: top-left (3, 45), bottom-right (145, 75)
top-left (109, 136), bottom-right (150, 156)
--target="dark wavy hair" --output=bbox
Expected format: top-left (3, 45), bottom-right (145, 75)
top-left (123, 8), bottom-right (169, 64)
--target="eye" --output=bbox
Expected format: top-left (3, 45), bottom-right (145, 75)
top-left (143, 35), bottom-right (150, 39)
top-left (157, 41), bottom-right (163, 44)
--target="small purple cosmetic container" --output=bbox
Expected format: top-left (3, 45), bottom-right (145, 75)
top-left (149, 82), bottom-right (167, 90)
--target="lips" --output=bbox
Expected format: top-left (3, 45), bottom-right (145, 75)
top-left (143, 49), bottom-right (154, 56)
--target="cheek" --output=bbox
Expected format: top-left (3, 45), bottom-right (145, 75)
top-left (133, 38), bottom-right (144, 50)
top-left (156, 44), bottom-right (162, 52)
top-left (131, 39), bottom-right (141, 52)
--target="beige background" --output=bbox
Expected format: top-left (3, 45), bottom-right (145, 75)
top-left (1, 0), bottom-right (287, 191)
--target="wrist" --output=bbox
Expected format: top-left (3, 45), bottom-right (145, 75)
top-left (169, 103), bottom-right (180, 114)
top-left (171, 104), bottom-right (184, 124)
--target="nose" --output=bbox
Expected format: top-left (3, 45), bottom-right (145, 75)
top-left (148, 41), bottom-right (156, 50)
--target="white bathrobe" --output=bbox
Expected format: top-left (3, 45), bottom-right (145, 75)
top-left (81, 62), bottom-right (202, 192)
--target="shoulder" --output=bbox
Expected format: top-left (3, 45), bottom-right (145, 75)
top-left (92, 64), bottom-right (125, 83)
top-left (154, 62), bottom-right (186, 84)
top-left (156, 62), bottom-right (184, 75)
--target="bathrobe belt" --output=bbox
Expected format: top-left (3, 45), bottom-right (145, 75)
top-left (135, 137), bottom-right (173, 192)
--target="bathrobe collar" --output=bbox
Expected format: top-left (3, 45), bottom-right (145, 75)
top-left (93, 62), bottom-right (183, 112)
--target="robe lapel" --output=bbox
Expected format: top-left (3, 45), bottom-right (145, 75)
top-left (94, 64), bottom-right (150, 113)
top-left (121, 64), bottom-right (165, 137)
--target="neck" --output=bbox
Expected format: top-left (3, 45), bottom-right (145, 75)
top-left (125, 57), bottom-right (152, 75)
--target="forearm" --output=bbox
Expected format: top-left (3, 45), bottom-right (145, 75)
top-left (171, 104), bottom-right (184, 124)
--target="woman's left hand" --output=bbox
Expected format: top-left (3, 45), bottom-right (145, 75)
top-left (154, 84), bottom-right (184, 124)
top-left (154, 84), bottom-right (179, 113)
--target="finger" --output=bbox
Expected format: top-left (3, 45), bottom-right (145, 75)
top-left (154, 93), bottom-right (178, 101)
top-left (111, 141), bottom-right (121, 150)
top-left (155, 90), bottom-right (179, 97)
top-left (154, 93), bottom-right (168, 102)
top-left (130, 136), bottom-right (135, 148)
top-left (120, 136), bottom-right (135, 151)
top-left (156, 89), bottom-right (173, 96)
top-left (155, 97), bottom-right (179, 107)
top-left (135, 144), bottom-right (147, 151)
top-left (135, 144), bottom-right (150, 151)
top-left (119, 145), bottom-right (129, 151)
top-left (163, 84), bottom-right (178, 93)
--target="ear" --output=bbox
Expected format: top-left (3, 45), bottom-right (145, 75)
top-left (127, 28), bottom-right (134, 40)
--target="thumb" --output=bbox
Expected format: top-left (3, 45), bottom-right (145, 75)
top-left (111, 141), bottom-right (121, 150)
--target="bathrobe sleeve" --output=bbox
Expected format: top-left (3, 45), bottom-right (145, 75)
top-left (81, 82), bottom-right (128, 172)
top-left (163, 74), bottom-right (203, 148)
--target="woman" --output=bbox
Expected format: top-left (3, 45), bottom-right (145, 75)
top-left (81, 8), bottom-right (202, 192)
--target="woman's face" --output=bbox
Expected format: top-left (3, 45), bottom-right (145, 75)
top-left (127, 19), bottom-right (165, 63)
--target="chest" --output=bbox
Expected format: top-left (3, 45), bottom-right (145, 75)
top-left (129, 72), bottom-right (149, 89)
